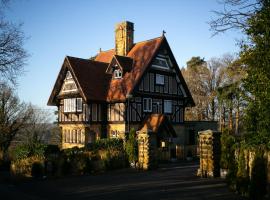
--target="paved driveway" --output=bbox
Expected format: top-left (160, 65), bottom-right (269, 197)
top-left (1, 162), bottom-right (245, 200)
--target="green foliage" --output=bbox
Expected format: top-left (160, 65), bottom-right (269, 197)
top-left (125, 128), bottom-right (138, 164)
top-left (249, 151), bottom-right (267, 200)
top-left (12, 144), bottom-right (30, 161)
top-left (243, 0), bottom-right (270, 142)
top-left (220, 129), bottom-right (236, 169)
top-left (85, 138), bottom-right (123, 151)
top-left (235, 148), bottom-right (249, 196)
top-left (105, 150), bottom-right (128, 170)
top-left (11, 142), bottom-right (46, 161)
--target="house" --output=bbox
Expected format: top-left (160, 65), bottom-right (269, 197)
top-left (48, 21), bottom-right (197, 153)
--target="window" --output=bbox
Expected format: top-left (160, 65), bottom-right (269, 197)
top-left (76, 98), bottom-right (82, 112)
top-left (164, 100), bottom-right (172, 113)
top-left (65, 71), bottom-right (72, 80)
top-left (64, 98), bottom-right (82, 113)
top-left (152, 57), bottom-right (170, 69)
top-left (156, 74), bottom-right (164, 85)
top-left (64, 98), bottom-right (76, 112)
top-left (114, 69), bottom-right (122, 79)
top-left (77, 130), bottom-right (81, 144)
top-left (143, 98), bottom-right (152, 112)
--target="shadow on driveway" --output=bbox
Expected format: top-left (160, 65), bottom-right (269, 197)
top-left (0, 162), bottom-right (246, 200)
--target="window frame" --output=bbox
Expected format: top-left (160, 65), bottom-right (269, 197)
top-left (164, 100), bottom-right (172, 114)
top-left (63, 98), bottom-right (83, 113)
top-left (156, 74), bottom-right (164, 85)
top-left (143, 98), bottom-right (152, 112)
top-left (152, 57), bottom-right (170, 69)
top-left (114, 69), bottom-right (122, 79)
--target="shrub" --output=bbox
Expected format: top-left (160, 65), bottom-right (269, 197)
top-left (220, 129), bottom-right (236, 169)
top-left (105, 150), bottom-right (128, 170)
top-left (11, 156), bottom-right (44, 178)
top-left (31, 161), bottom-right (44, 178)
top-left (235, 148), bottom-right (249, 196)
top-left (125, 128), bottom-right (138, 164)
top-left (11, 144), bottom-right (30, 161)
top-left (85, 138), bottom-right (123, 151)
top-left (249, 151), bottom-right (267, 200)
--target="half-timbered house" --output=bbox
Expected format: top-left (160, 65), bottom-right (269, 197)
top-left (48, 21), bottom-right (195, 152)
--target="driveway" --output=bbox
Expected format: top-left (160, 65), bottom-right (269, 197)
top-left (0, 162), bottom-right (245, 200)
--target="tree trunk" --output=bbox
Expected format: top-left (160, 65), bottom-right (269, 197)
top-left (235, 101), bottom-right (240, 135)
top-left (229, 107), bottom-right (233, 133)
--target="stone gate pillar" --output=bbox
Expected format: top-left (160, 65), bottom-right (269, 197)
top-left (197, 130), bottom-right (221, 177)
top-left (137, 131), bottom-right (157, 170)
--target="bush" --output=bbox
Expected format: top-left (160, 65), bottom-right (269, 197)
top-left (235, 148), bottom-right (249, 196)
top-left (249, 152), bottom-right (267, 200)
top-left (125, 128), bottom-right (138, 164)
top-left (11, 144), bottom-right (31, 161)
top-left (85, 138), bottom-right (123, 151)
top-left (31, 162), bottom-right (44, 178)
top-left (11, 156), bottom-right (44, 178)
top-left (220, 129), bottom-right (236, 169)
top-left (105, 150), bottom-right (128, 170)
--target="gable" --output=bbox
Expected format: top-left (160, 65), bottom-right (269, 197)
top-left (134, 38), bottom-right (194, 106)
top-left (48, 56), bottom-right (110, 106)
top-left (59, 70), bottom-right (78, 95)
top-left (48, 36), bottom-right (193, 105)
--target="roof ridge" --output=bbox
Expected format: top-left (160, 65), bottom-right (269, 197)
top-left (96, 36), bottom-right (164, 55)
top-left (133, 36), bottom-right (163, 45)
top-left (67, 55), bottom-right (109, 64)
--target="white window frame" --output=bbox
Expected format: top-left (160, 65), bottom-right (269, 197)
top-left (156, 74), bottom-right (164, 85)
top-left (114, 69), bottom-right (122, 79)
top-left (64, 98), bottom-right (76, 113)
top-left (164, 100), bottom-right (172, 113)
top-left (76, 98), bottom-right (83, 112)
top-left (143, 98), bottom-right (152, 112)
top-left (152, 57), bottom-right (170, 69)
top-left (64, 98), bottom-right (82, 113)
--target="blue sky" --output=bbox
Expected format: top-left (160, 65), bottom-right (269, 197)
top-left (5, 0), bottom-right (242, 115)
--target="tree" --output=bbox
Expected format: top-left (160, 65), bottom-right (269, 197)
top-left (242, 0), bottom-right (270, 142)
top-left (183, 55), bottom-right (233, 121)
top-left (125, 128), bottom-right (138, 165)
top-left (210, 0), bottom-right (261, 35)
top-left (18, 105), bottom-right (56, 145)
top-left (0, 0), bottom-right (28, 85)
top-left (182, 57), bottom-right (209, 120)
top-left (0, 83), bottom-right (33, 158)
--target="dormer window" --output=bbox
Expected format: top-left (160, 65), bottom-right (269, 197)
top-left (114, 69), bottom-right (122, 79)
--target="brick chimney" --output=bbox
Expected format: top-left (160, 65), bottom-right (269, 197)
top-left (115, 21), bottom-right (134, 56)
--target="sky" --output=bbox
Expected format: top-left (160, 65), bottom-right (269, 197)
top-left (5, 0), bottom-right (242, 116)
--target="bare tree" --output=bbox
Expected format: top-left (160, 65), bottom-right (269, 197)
top-left (19, 105), bottom-right (58, 145)
top-left (210, 0), bottom-right (261, 35)
top-left (0, 0), bottom-right (28, 85)
top-left (0, 83), bottom-right (33, 157)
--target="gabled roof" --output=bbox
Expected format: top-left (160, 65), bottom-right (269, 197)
top-left (48, 35), bottom-right (194, 106)
top-left (139, 114), bottom-right (177, 137)
top-left (47, 56), bottom-right (111, 105)
top-left (106, 55), bottom-right (133, 74)
top-left (106, 36), bottom-right (164, 101)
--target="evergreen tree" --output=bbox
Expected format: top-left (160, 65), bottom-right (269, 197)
top-left (242, 0), bottom-right (270, 144)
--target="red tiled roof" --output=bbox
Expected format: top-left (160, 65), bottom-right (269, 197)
top-left (139, 114), bottom-right (177, 137)
top-left (106, 37), bottom-right (163, 101)
top-left (48, 36), bottom-right (194, 105)
top-left (95, 49), bottom-right (115, 63)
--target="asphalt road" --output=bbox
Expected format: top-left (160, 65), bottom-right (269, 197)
top-left (0, 162), bottom-right (246, 200)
